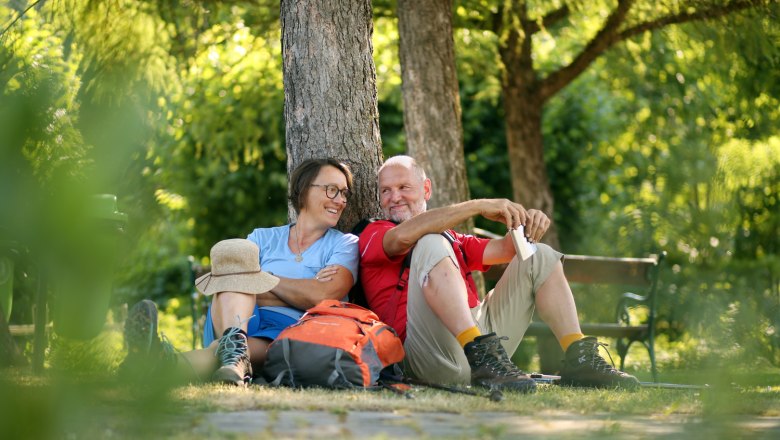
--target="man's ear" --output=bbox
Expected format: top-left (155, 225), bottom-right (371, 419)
top-left (423, 178), bottom-right (432, 201)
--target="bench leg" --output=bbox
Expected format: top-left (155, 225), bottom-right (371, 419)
top-left (33, 276), bottom-right (47, 374)
top-left (646, 339), bottom-right (658, 382)
top-left (537, 333), bottom-right (564, 374)
top-left (617, 337), bottom-right (631, 372)
top-left (618, 336), bottom-right (658, 382)
top-left (0, 303), bottom-right (27, 367)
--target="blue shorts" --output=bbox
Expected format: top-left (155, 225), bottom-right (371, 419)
top-left (203, 305), bottom-right (301, 347)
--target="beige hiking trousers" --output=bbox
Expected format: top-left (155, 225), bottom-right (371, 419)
top-left (402, 234), bottom-right (563, 384)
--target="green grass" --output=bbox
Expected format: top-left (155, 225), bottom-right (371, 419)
top-left (170, 375), bottom-right (778, 416)
top-left (3, 369), bottom-right (778, 439)
top-left (3, 316), bottom-right (780, 438)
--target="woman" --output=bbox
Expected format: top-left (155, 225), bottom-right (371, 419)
top-left (121, 159), bottom-right (358, 386)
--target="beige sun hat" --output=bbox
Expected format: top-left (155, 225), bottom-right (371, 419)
top-left (195, 239), bottom-right (279, 296)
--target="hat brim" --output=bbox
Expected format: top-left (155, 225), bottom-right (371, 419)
top-left (195, 271), bottom-right (280, 296)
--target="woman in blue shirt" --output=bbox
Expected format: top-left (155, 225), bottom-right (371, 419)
top-left (121, 159), bottom-right (358, 386)
top-left (201, 158), bottom-right (358, 384)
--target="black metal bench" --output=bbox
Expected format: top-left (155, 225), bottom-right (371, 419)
top-left (479, 236), bottom-right (666, 381)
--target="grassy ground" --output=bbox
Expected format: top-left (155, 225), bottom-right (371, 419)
top-left (176, 382), bottom-right (701, 415)
top-left (4, 317), bottom-right (780, 438)
top-left (3, 367), bottom-right (779, 439)
top-left (172, 370), bottom-right (779, 416)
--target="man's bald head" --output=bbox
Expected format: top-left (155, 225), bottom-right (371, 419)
top-left (379, 155), bottom-right (427, 184)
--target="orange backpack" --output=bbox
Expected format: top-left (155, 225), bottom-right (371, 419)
top-left (262, 299), bottom-right (405, 388)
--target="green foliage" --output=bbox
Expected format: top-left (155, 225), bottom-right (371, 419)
top-left (3, 0), bottom-right (778, 371)
top-left (0, 4), bottom-right (88, 187)
top-left (149, 10), bottom-right (288, 257)
top-left (559, 18), bottom-right (780, 365)
top-left (455, 27), bottom-right (513, 230)
top-left (374, 15), bottom-right (405, 156)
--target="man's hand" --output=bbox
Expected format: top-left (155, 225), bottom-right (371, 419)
top-left (478, 200), bottom-right (550, 241)
top-left (478, 199), bottom-right (529, 230)
top-left (482, 207), bottom-right (550, 265)
top-left (524, 209), bottom-right (550, 242)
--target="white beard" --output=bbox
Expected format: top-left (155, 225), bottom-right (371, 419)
top-left (386, 199), bottom-right (427, 223)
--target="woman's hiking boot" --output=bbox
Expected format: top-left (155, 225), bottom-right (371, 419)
top-left (212, 327), bottom-right (252, 386)
top-left (559, 337), bottom-right (640, 389)
top-left (119, 299), bottom-right (177, 382)
top-left (464, 332), bottom-right (537, 393)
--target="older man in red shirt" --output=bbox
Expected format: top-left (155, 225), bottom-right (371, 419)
top-left (358, 155), bottom-right (639, 393)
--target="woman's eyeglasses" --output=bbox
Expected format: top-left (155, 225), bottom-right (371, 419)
top-left (310, 184), bottom-right (352, 200)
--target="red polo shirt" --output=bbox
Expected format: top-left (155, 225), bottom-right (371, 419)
top-left (358, 220), bottom-right (491, 341)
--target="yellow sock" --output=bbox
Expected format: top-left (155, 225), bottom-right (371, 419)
top-left (560, 332), bottom-right (585, 351)
top-left (456, 326), bottom-right (482, 348)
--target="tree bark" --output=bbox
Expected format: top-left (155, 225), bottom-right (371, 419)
top-left (500, 26), bottom-right (560, 248)
top-left (397, 0), bottom-right (471, 223)
top-left (281, 0), bottom-right (384, 231)
top-left (397, 0), bottom-right (486, 294)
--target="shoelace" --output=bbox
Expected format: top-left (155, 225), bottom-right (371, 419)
top-left (475, 336), bottom-right (527, 378)
top-left (214, 314), bottom-right (255, 366)
top-left (216, 326), bottom-right (249, 367)
top-left (578, 339), bottom-right (619, 373)
top-left (159, 333), bottom-right (177, 361)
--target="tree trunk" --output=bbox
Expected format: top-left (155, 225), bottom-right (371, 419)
top-left (281, 0), bottom-right (384, 231)
top-left (397, 0), bottom-right (471, 224)
top-left (500, 28), bottom-right (560, 249)
top-left (397, 0), bottom-right (485, 294)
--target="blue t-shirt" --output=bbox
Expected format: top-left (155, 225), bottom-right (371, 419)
top-left (247, 224), bottom-right (359, 317)
top-left (247, 224), bottom-right (359, 283)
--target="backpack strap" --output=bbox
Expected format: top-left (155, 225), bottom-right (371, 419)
top-left (350, 218), bottom-right (393, 307)
top-left (269, 338), bottom-right (294, 387)
top-left (441, 230), bottom-right (477, 294)
top-left (327, 349), bottom-right (355, 388)
top-left (382, 230), bottom-right (460, 328)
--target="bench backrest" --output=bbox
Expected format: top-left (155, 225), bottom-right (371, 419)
top-left (563, 254), bottom-right (658, 286)
top-left (484, 253), bottom-right (662, 287)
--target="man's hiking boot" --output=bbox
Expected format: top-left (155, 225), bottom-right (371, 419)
top-left (212, 327), bottom-right (252, 386)
top-left (119, 299), bottom-right (177, 380)
top-left (559, 337), bottom-right (640, 389)
top-left (464, 332), bottom-right (536, 393)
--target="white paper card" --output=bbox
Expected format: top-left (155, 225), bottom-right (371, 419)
top-left (510, 225), bottom-right (537, 261)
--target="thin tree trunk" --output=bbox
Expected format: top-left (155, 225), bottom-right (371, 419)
top-left (281, 0), bottom-right (384, 230)
top-left (397, 0), bottom-right (485, 294)
top-left (500, 28), bottom-right (560, 249)
top-left (397, 0), bottom-right (471, 226)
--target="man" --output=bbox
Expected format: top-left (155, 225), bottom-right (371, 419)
top-left (358, 155), bottom-right (639, 393)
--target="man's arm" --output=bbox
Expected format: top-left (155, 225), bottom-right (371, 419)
top-left (383, 199), bottom-right (534, 257)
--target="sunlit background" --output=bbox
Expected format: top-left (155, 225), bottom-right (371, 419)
top-left (1, 0), bottom-right (778, 438)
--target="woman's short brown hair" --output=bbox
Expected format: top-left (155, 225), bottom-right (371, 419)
top-left (288, 158), bottom-right (353, 214)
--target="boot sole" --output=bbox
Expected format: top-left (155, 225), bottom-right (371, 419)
top-left (475, 379), bottom-right (537, 394)
top-left (212, 367), bottom-right (250, 387)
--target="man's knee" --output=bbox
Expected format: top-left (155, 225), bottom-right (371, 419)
top-left (410, 234), bottom-right (461, 290)
top-left (501, 242), bottom-right (564, 293)
top-left (417, 233), bottom-right (451, 251)
top-left (411, 234), bottom-right (457, 272)
top-left (507, 243), bottom-right (560, 271)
